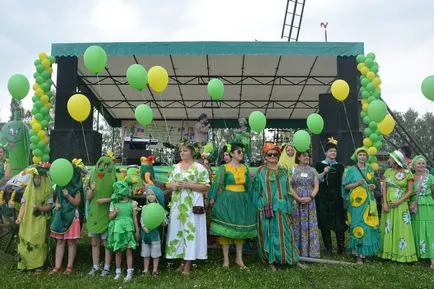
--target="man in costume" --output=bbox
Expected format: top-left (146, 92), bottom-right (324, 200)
top-left (315, 137), bottom-right (346, 255)
top-left (193, 113), bottom-right (210, 145)
top-left (87, 155), bottom-right (117, 277)
top-left (16, 163), bottom-right (52, 271)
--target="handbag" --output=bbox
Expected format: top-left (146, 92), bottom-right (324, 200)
top-left (409, 174), bottom-right (426, 214)
top-left (192, 206), bottom-right (205, 215)
top-left (355, 166), bottom-right (378, 216)
top-left (262, 203), bottom-right (274, 219)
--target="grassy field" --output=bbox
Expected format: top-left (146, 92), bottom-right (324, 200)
top-left (1, 241), bottom-right (433, 289)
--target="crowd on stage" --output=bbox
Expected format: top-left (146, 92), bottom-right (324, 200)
top-left (1, 125), bottom-right (433, 283)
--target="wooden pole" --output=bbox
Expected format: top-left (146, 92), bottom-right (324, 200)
top-left (300, 256), bottom-right (358, 266)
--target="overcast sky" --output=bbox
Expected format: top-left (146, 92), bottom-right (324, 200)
top-left (0, 0), bottom-right (433, 121)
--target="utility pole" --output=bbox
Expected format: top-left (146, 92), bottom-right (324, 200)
top-left (320, 22), bottom-right (328, 42)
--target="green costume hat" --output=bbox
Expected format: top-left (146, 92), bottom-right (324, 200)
top-left (389, 150), bottom-right (406, 169)
top-left (111, 181), bottom-right (130, 202)
top-left (411, 155), bottom-right (426, 170)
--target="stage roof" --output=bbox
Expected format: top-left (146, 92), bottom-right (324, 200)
top-left (52, 41), bottom-right (363, 126)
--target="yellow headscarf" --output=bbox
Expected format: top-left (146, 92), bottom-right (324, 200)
top-left (278, 143), bottom-right (296, 170)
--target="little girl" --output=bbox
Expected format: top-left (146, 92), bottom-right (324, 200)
top-left (141, 186), bottom-right (167, 277)
top-left (107, 181), bottom-right (140, 282)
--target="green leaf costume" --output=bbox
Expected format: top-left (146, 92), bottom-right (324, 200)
top-left (87, 156), bottom-right (116, 234)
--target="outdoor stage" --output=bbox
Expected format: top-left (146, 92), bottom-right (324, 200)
top-left (50, 41), bottom-right (364, 166)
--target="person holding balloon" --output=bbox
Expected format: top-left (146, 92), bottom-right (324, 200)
top-left (140, 186), bottom-right (167, 277)
top-left (107, 181), bottom-right (140, 282)
top-left (49, 161), bottom-right (85, 274)
top-left (165, 143), bottom-right (210, 275)
top-left (315, 138), bottom-right (346, 255)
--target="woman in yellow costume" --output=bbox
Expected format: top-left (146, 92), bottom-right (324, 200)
top-left (278, 143), bottom-right (296, 171)
top-left (15, 163), bottom-right (52, 271)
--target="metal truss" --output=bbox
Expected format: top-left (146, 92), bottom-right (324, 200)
top-left (105, 99), bottom-right (319, 110)
top-left (80, 74), bottom-right (337, 87)
top-left (281, 0), bottom-right (306, 42)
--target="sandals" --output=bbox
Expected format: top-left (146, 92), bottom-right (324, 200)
top-left (49, 267), bottom-right (61, 275)
top-left (64, 267), bottom-right (73, 274)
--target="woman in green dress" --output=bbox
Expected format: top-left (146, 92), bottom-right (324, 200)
top-left (378, 150), bottom-right (417, 262)
top-left (342, 148), bottom-right (380, 264)
top-left (253, 143), bottom-right (300, 271)
top-left (209, 143), bottom-right (256, 268)
top-left (15, 164), bottom-right (52, 271)
top-left (409, 155), bottom-right (434, 268)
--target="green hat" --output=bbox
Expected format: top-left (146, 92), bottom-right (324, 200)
top-left (111, 181), bottom-right (130, 202)
top-left (389, 150), bottom-right (406, 169)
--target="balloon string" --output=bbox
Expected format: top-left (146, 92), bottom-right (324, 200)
top-left (341, 101), bottom-right (356, 150)
top-left (217, 105), bottom-right (228, 129)
top-left (80, 122), bottom-right (91, 164)
top-left (157, 93), bottom-right (171, 144)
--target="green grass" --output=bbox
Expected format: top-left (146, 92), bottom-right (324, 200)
top-left (1, 244), bottom-right (434, 289)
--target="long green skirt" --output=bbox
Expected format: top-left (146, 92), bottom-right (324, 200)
top-left (412, 204), bottom-right (434, 259)
top-left (210, 190), bottom-right (256, 239)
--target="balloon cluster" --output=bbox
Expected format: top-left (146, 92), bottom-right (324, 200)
top-left (29, 52), bottom-right (55, 164)
top-left (356, 52), bottom-right (395, 171)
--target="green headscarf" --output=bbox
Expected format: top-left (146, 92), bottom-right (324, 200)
top-left (411, 155), bottom-right (426, 170)
top-left (111, 181), bottom-right (130, 203)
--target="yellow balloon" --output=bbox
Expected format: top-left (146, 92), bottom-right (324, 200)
top-left (41, 137), bottom-right (49, 144)
top-left (32, 84), bottom-right (41, 91)
top-left (38, 52), bottom-right (48, 60)
top-left (32, 122), bottom-right (42, 132)
top-left (35, 89), bottom-right (44, 97)
top-left (41, 95), bottom-right (49, 104)
top-left (366, 71), bottom-right (376, 80)
top-left (32, 156), bottom-right (41, 164)
top-left (372, 77), bottom-right (382, 86)
top-left (370, 162), bottom-right (379, 171)
top-left (361, 67), bottom-right (369, 76)
top-left (362, 102), bottom-right (368, 112)
top-left (330, 79), bottom-right (350, 101)
top-left (42, 59), bottom-right (51, 68)
top-left (148, 66), bottom-right (169, 93)
top-left (361, 99), bottom-right (368, 105)
top-left (378, 114), bottom-right (395, 136)
top-left (46, 103), bottom-right (53, 109)
top-left (363, 137), bottom-right (373, 147)
top-left (368, 147), bottom-right (377, 156)
top-left (38, 130), bottom-right (46, 139)
top-left (47, 67), bottom-right (53, 73)
top-left (67, 94), bottom-right (91, 122)
top-left (357, 63), bottom-right (365, 72)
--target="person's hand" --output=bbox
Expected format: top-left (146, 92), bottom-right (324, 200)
top-left (358, 179), bottom-right (365, 186)
top-left (96, 198), bottom-right (106, 205)
top-left (299, 197), bottom-right (310, 204)
top-left (55, 203), bottom-right (61, 210)
top-left (15, 218), bottom-right (21, 225)
top-left (390, 201), bottom-right (400, 208)
top-left (382, 203), bottom-right (389, 213)
top-left (323, 166), bottom-right (330, 175)
top-left (368, 184), bottom-right (376, 191)
top-left (62, 189), bottom-right (69, 197)
top-left (166, 183), bottom-right (178, 191)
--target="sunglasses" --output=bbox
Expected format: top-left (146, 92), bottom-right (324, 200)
top-left (267, 152), bottom-right (279, 157)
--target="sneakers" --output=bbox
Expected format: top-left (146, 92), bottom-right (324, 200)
top-left (114, 273), bottom-right (121, 280)
top-left (123, 274), bottom-right (133, 283)
top-left (87, 268), bottom-right (99, 277)
top-left (100, 269), bottom-right (110, 277)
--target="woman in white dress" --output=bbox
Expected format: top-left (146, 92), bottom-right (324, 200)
top-left (165, 143), bottom-right (210, 275)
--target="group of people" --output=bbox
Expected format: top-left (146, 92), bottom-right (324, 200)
top-left (8, 136), bottom-right (434, 282)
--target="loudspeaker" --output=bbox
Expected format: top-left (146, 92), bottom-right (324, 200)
top-left (50, 130), bottom-right (102, 165)
top-left (319, 93), bottom-right (359, 133)
top-left (312, 131), bottom-right (363, 166)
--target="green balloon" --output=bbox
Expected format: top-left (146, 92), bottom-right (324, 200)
top-left (368, 156), bottom-right (377, 163)
top-left (30, 143), bottom-right (36, 150)
top-left (34, 59), bottom-right (41, 66)
top-left (134, 104), bottom-right (153, 126)
top-left (356, 54), bottom-right (365, 63)
top-left (32, 95), bottom-right (39, 102)
top-left (36, 65), bottom-right (44, 73)
top-left (35, 113), bottom-right (43, 121)
top-left (293, 130), bottom-right (311, 152)
top-left (41, 120), bottom-right (49, 128)
top-left (40, 107), bottom-right (49, 115)
top-left (366, 83), bottom-right (375, 92)
top-left (46, 91), bottom-right (53, 98)
top-left (83, 45), bottom-right (107, 74)
top-left (248, 111), bottom-right (267, 133)
top-left (8, 74), bottom-right (30, 100)
top-left (207, 78), bottom-right (225, 101)
top-left (363, 116), bottom-right (371, 125)
top-left (31, 135), bottom-right (39, 144)
top-left (33, 149), bottom-right (42, 157)
top-left (368, 100), bottom-right (387, 122)
top-left (48, 56), bottom-right (56, 64)
top-left (41, 71), bottom-right (51, 80)
top-left (41, 83), bottom-right (51, 92)
top-left (306, 113), bottom-right (324, 134)
top-left (369, 121), bottom-right (377, 130)
top-left (362, 90), bottom-right (370, 99)
top-left (361, 78), bottom-right (370, 87)
top-left (374, 141), bottom-right (383, 150)
top-left (37, 141), bottom-right (45, 150)
top-left (43, 146), bottom-right (51, 154)
top-left (35, 101), bottom-right (43, 109)
top-left (141, 203), bottom-right (166, 230)
top-left (31, 107), bottom-right (38, 115)
top-left (368, 96), bottom-right (376, 103)
top-left (364, 127), bottom-right (372, 137)
top-left (50, 158), bottom-right (73, 187)
top-left (360, 111), bottom-right (367, 119)
top-left (373, 91), bottom-right (381, 98)
top-left (36, 76), bottom-right (44, 84)
top-left (370, 133), bottom-right (379, 142)
top-left (42, 154), bottom-right (50, 162)
top-left (371, 66), bottom-right (379, 73)
top-left (421, 75), bottom-right (434, 101)
top-left (29, 130), bottom-right (37, 137)
top-left (366, 52), bottom-right (376, 60)
top-left (126, 64), bottom-right (148, 91)
top-left (365, 58), bottom-right (374, 68)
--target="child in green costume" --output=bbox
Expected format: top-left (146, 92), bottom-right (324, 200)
top-left (86, 155), bottom-right (117, 277)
